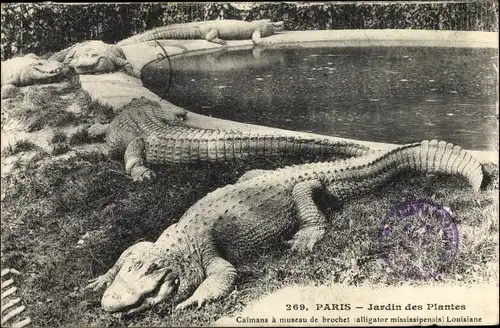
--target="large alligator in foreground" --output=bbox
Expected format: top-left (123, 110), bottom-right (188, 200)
top-left (86, 139), bottom-right (483, 314)
top-left (49, 41), bottom-right (139, 77)
top-left (117, 19), bottom-right (284, 46)
top-left (97, 97), bottom-right (372, 181)
top-left (1, 54), bottom-right (68, 99)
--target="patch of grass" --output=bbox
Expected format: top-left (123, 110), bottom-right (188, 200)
top-left (9, 87), bottom-right (78, 132)
top-left (6, 76), bottom-right (93, 133)
top-left (51, 130), bottom-right (68, 144)
top-left (3, 139), bottom-right (40, 157)
top-left (69, 128), bottom-right (90, 146)
top-left (51, 143), bottom-right (71, 156)
top-left (0, 153), bottom-right (497, 327)
top-left (76, 90), bottom-right (115, 124)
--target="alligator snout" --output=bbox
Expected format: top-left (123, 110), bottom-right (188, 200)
top-left (101, 292), bottom-right (124, 312)
top-left (101, 290), bottom-right (141, 313)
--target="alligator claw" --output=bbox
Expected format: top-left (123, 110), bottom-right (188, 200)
top-left (131, 168), bottom-right (156, 182)
top-left (287, 226), bottom-right (326, 253)
top-left (174, 296), bottom-right (205, 312)
top-left (85, 274), bottom-right (112, 292)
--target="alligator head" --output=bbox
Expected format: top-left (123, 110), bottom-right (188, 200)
top-left (71, 51), bottom-right (127, 74)
top-left (101, 233), bottom-right (202, 314)
top-left (17, 55), bottom-right (68, 85)
top-left (258, 19), bottom-right (284, 37)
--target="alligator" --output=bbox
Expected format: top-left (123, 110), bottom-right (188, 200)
top-left (1, 268), bottom-right (31, 328)
top-left (86, 139), bottom-right (483, 314)
top-left (117, 19), bottom-right (284, 46)
top-left (1, 54), bottom-right (68, 99)
top-left (101, 97), bottom-right (372, 181)
top-left (49, 41), bottom-right (139, 77)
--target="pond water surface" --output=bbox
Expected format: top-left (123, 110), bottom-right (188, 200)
top-left (142, 46), bottom-right (498, 150)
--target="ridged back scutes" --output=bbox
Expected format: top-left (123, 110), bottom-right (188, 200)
top-left (275, 140), bottom-right (482, 192)
top-left (415, 139), bottom-right (483, 191)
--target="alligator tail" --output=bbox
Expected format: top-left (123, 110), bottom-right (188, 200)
top-left (408, 139), bottom-right (483, 191)
top-left (149, 131), bottom-right (372, 164)
top-left (368, 140), bottom-right (483, 192)
top-left (206, 133), bottom-right (372, 162)
top-left (117, 26), bottom-right (202, 46)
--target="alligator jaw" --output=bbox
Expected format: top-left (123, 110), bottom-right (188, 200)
top-left (271, 21), bottom-right (284, 33)
top-left (125, 281), bottom-right (178, 315)
top-left (101, 268), bottom-right (179, 313)
top-left (33, 64), bottom-right (65, 78)
top-left (73, 57), bottom-right (103, 74)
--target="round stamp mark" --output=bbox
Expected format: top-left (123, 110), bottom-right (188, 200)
top-left (378, 199), bottom-right (460, 280)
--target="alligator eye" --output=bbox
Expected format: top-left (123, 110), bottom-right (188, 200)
top-left (145, 262), bottom-right (161, 275)
top-left (132, 261), bottom-right (143, 270)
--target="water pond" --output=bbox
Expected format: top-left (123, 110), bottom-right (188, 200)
top-left (142, 46), bottom-right (498, 150)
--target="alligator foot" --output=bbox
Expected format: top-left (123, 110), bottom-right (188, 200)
top-left (175, 295), bottom-right (207, 312)
top-left (85, 273), bottom-right (114, 292)
top-left (130, 166), bottom-right (156, 182)
top-left (1, 84), bottom-right (20, 100)
top-left (122, 64), bottom-right (141, 79)
top-left (1, 268), bottom-right (31, 328)
top-left (287, 225), bottom-right (326, 253)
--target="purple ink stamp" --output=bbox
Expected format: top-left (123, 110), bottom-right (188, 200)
top-left (378, 199), bottom-right (460, 279)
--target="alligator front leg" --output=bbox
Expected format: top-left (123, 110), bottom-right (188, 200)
top-left (175, 257), bottom-right (237, 311)
top-left (251, 30), bottom-right (263, 45)
top-left (205, 29), bottom-right (227, 46)
top-left (289, 180), bottom-right (328, 253)
top-left (1, 83), bottom-right (20, 100)
top-left (124, 138), bottom-right (156, 181)
top-left (85, 241), bottom-right (153, 291)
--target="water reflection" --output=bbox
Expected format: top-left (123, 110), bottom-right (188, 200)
top-left (143, 46), bottom-right (498, 150)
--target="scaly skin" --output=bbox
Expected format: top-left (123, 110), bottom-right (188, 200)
top-left (105, 97), bottom-right (372, 181)
top-left (117, 19), bottom-right (284, 46)
top-left (1, 268), bottom-right (31, 328)
top-left (86, 139), bottom-right (483, 314)
top-left (1, 54), bottom-right (68, 99)
top-left (49, 41), bottom-right (139, 77)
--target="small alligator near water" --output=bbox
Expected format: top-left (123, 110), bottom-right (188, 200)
top-left (1, 54), bottom-right (68, 99)
top-left (96, 97), bottom-right (372, 181)
top-left (49, 41), bottom-right (139, 77)
top-left (86, 139), bottom-right (483, 314)
top-left (117, 19), bottom-right (284, 46)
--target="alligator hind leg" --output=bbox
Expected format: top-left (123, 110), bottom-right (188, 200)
top-left (237, 169), bottom-right (269, 183)
top-left (205, 29), bottom-right (227, 45)
top-left (124, 138), bottom-right (156, 181)
top-left (85, 241), bottom-right (153, 291)
top-left (289, 180), bottom-right (328, 253)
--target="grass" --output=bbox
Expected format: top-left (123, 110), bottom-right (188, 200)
top-left (3, 139), bottom-right (40, 157)
top-left (9, 83), bottom-right (78, 132)
top-left (6, 75), bottom-right (114, 133)
top-left (51, 130), bottom-right (68, 144)
top-left (1, 149), bottom-right (498, 327)
top-left (75, 90), bottom-right (115, 124)
top-left (69, 128), bottom-right (91, 146)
